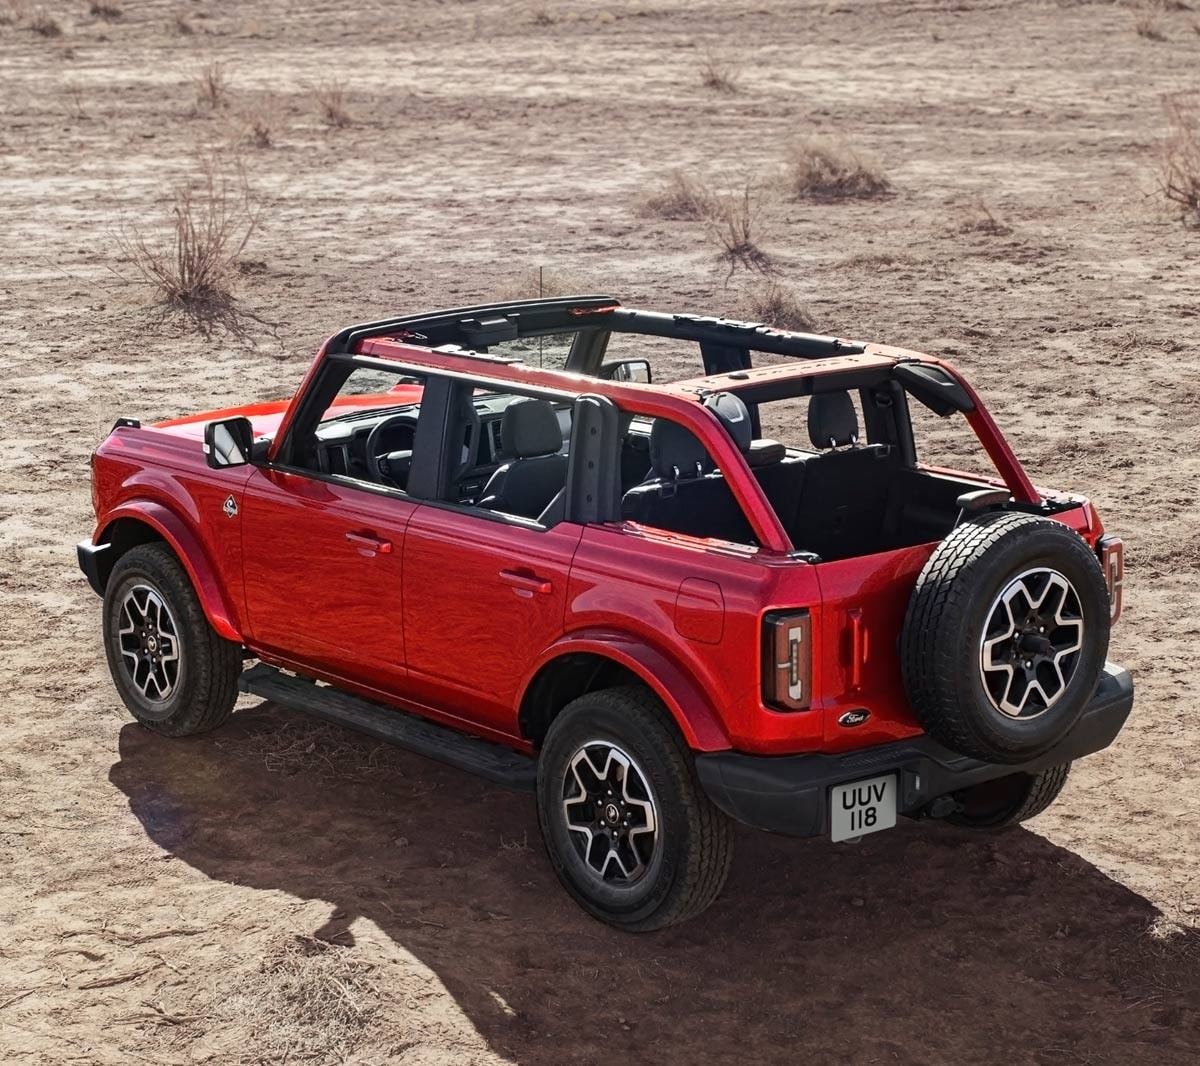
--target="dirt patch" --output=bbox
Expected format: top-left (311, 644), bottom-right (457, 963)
top-left (2, 1), bottom-right (1199, 1064)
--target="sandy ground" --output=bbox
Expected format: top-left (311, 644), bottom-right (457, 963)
top-left (1, 1), bottom-right (1199, 1063)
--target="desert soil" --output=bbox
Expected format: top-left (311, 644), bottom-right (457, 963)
top-left (2, 1), bottom-right (1199, 1063)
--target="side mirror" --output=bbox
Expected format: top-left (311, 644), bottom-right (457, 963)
top-left (600, 358), bottom-right (652, 384)
top-left (203, 416), bottom-right (254, 469)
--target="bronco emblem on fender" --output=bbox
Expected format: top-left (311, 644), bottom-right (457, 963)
top-left (223, 495), bottom-right (238, 518)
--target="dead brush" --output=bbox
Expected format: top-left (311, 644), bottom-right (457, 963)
top-left (0, 2), bottom-right (21, 28)
top-left (957, 196), bottom-right (1012, 236)
top-left (28, 6), bottom-right (61, 36)
top-left (742, 282), bottom-right (817, 332)
top-left (194, 60), bottom-right (228, 110)
top-left (314, 78), bottom-right (352, 128)
top-left (89, 1), bottom-right (122, 20)
top-left (235, 94), bottom-right (283, 149)
top-left (174, 8), bottom-right (194, 34)
top-left (1135, 13), bottom-right (1168, 40)
top-left (699, 50), bottom-right (740, 93)
top-left (708, 183), bottom-right (772, 277)
top-left (1160, 92), bottom-right (1200, 225)
top-left (635, 170), bottom-right (720, 221)
top-left (114, 156), bottom-right (260, 330)
top-left (783, 139), bottom-right (893, 201)
top-left (218, 936), bottom-right (379, 1062)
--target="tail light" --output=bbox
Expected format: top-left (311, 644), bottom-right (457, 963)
top-left (1098, 535), bottom-right (1124, 624)
top-left (763, 610), bottom-right (811, 712)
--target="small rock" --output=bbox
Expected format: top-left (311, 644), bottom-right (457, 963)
top-left (851, 897), bottom-right (865, 908)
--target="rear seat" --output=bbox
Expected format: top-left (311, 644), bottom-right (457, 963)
top-left (620, 417), bottom-right (756, 544)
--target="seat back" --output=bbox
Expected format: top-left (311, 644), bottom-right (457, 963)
top-left (620, 418), bottom-right (755, 544)
top-left (787, 391), bottom-right (895, 559)
top-left (477, 399), bottom-right (568, 518)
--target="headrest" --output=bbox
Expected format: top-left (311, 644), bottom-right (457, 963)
top-left (808, 391), bottom-right (859, 449)
top-left (703, 392), bottom-right (753, 451)
top-left (650, 419), bottom-right (710, 479)
top-left (501, 398), bottom-right (563, 458)
top-left (746, 438), bottom-right (786, 466)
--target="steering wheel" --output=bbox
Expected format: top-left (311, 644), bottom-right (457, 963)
top-left (364, 414), bottom-right (415, 489)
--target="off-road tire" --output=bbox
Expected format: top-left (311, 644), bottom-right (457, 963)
top-left (948, 763), bottom-right (1071, 829)
top-left (102, 542), bottom-right (240, 736)
top-left (901, 512), bottom-right (1110, 764)
top-left (536, 686), bottom-right (734, 932)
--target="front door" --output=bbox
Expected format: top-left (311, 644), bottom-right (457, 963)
top-left (401, 506), bottom-right (583, 737)
top-left (241, 467), bottom-right (417, 692)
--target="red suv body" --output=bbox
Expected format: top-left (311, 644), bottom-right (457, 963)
top-left (80, 297), bottom-right (1132, 929)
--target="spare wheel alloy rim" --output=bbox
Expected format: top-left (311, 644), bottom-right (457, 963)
top-left (117, 584), bottom-right (181, 704)
top-left (978, 567), bottom-right (1084, 719)
top-left (561, 741), bottom-right (660, 884)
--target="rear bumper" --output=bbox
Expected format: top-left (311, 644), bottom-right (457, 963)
top-left (77, 538), bottom-right (110, 597)
top-left (695, 663), bottom-right (1134, 837)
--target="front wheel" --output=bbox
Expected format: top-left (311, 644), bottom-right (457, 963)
top-left (102, 542), bottom-right (241, 736)
top-left (948, 763), bottom-right (1072, 829)
top-left (536, 686), bottom-right (734, 931)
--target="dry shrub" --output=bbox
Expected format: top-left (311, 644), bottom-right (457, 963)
top-left (89, 1), bottom-right (122, 20)
top-left (531, 6), bottom-right (555, 25)
top-left (0, 2), bottom-right (21, 28)
top-left (783, 139), bottom-right (893, 201)
top-left (503, 266), bottom-right (596, 300)
top-left (194, 60), bottom-right (228, 110)
top-left (709, 184), bottom-right (772, 276)
top-left (743, 282), bottom-right (817, 332)
top-left (1160, 92), bottom-right (1200, 225)
top-left (29, 6), bottom-right (61, 36)
top-left (115, 155), bottom-right (260, 330)
top-left (958, 196), bottom-right (1012, 236)
top-left (236, 94), bottom-right (283, 149)
top-left (315, 78), bottom-right (352, 128)
top-left (65, 82), bottom-right (87, 120)
top-left (699, 50), bottom-right (740, 93)
top-left (636, 170), bottom-right (720, 221)
top-left (174, 8), bottom-right (194, 34)
top-left (1135, 13), bottom-right (1168, 40)
top-left (218, 936), bottom-right (378, 1062)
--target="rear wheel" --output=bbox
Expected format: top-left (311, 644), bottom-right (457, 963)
top-left (536, 686), bottom-right (734, 931)
top-left (102, 543), bottom-right (241, 736)
top-left (948, 763), bottom-right (1071, 829)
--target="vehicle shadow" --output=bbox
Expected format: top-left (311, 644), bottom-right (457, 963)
top-left (108, 703), bottom-right (1199, 1066)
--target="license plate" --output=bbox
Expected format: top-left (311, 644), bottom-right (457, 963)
top-left (830, 773), bottom-right (897, 842)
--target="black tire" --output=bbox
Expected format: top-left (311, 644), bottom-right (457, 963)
top-left (901, 512), bottom-right (1109, 764)
top-left (948, 763), bottom-right (1071, 829)
top-left (536, 686), bottom-right (734, 932)
top-left (102, 542), bottom-right (241, 737)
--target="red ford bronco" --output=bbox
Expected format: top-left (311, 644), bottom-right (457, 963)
top-left (79, 297), bottom-right (1132, 930)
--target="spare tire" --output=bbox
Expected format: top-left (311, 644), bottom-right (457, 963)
top-left (900, 512), bottom-right (1110, 764)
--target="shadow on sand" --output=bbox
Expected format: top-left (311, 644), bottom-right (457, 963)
top-left (109, 703), bottom-right (1198, 1065)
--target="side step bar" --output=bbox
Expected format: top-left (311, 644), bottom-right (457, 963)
top-left (238, 663), bottom-right (537, 791)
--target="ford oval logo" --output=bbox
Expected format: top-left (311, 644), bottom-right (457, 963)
top-left (839, 710), bottom-right (870, 728)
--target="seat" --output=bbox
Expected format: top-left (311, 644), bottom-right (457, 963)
top-left (788, 391), bottom-right (894, 560)
top-left (702, 392), bottom-right (805, 533)
top-left (620, 418), bottom-right (756, 544)
top-left (477, 399), bottom-right (568, 519)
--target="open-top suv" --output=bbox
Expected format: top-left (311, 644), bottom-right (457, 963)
top-left (79, 297), bottom-right (1132, 930)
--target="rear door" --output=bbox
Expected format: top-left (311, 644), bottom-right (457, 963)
top-left (401, 509), bottom-right (582, 736)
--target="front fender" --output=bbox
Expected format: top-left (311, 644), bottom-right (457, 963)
top-left (96, 501), bottom-right (243, 643)
top-left (523, 628), bottom-right (732, 752)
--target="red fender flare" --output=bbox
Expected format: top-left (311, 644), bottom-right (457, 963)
top-left (521, 629), bottom-right (732, 752)
top-left (97, 501), bottom-right (243, 643)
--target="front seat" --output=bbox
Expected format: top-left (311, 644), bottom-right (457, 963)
top-left (477, 399), bottom-right (568, 518)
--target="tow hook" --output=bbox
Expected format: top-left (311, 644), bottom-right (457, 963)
top-left (926, 795), bottom-right (959, 820)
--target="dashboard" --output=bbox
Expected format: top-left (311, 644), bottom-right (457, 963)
top-left (310, 395), bottom-right (572, 500)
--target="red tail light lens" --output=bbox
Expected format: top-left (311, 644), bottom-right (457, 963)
top-left (763, 610), bottom-right (812, 712)
top-left (1098, 535), bottom-right (1124, 624)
